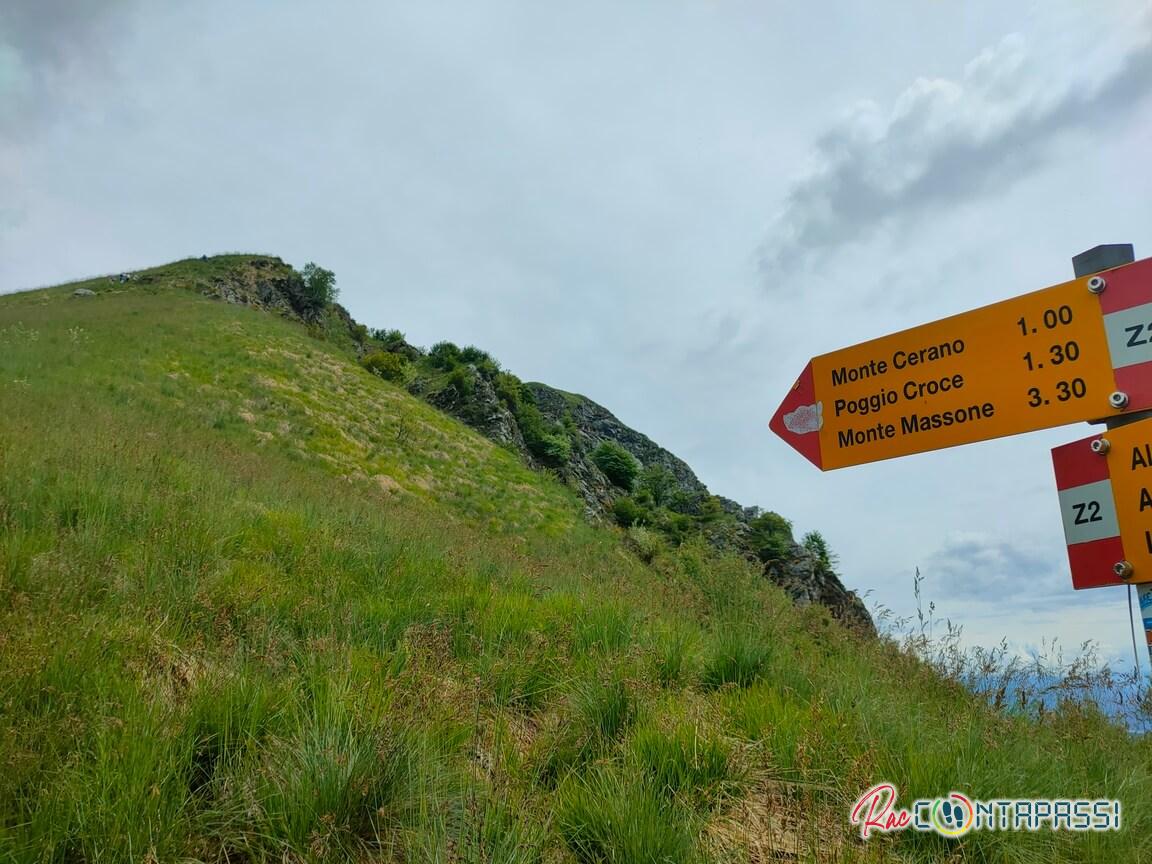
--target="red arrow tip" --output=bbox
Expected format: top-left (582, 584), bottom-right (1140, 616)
top-left (769, 362), bottom-right (824, 469)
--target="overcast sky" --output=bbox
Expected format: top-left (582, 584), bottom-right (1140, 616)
top-left (3, 0), bottom-right (1151, 668)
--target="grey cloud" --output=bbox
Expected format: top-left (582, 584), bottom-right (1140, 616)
top-left (0, 1), bottom-right (135, 64)
top-left (0, 0), bottom-right (137, 133)
top-left (923, 533), bottom-right (1068, 603)
top-left (760, 24), bottom-right (1152, 276)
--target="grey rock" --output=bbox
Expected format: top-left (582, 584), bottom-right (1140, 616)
top-left (204, 258), bottom-right (301, 319)
top-left (525, 382), bottom-right (710, 517)
top-left (523, 381), bottom-right (875, 634)
top-left (385, 337), bottom-right (424, 362)
top-left (422, 366), bottom-right (525, 451)
top-left (767, 545), bottom-right (876, 635)
top-left (72, 288), bottom-right (96, 297)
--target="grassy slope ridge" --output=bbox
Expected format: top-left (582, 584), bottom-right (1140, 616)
top-left (0, 262), bottom-right (1149, 863)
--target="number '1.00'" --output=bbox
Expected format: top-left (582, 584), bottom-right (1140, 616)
top-left (1018, 306), bottom-right (1073, 334)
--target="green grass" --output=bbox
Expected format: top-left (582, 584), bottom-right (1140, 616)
top-left (556, 767), bottom-right (699, 864)
top-left (1, 257), bottom-right (1151, 862)
top-left (572, 673), bottom-right (636, 744)
top-left (651, 623), bottom-right (696, 688)
top-left (701, 627), bottom-right (775, 689)
top-left (629, 723), bottom-right (739, 810)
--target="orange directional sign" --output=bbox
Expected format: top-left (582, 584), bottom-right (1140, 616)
top-left (1052, 417), bottom-right (1152, 589)
top-left (771, 257), bottom-right (1152, 470)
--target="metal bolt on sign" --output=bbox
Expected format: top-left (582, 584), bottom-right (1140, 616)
top-left (1109, 391), bottom-right (1130, 410)
top-left (1114, 560), bottom-right (1135, 580)
top-left (1090, 437), bottom-right (1110, 455)
top-left (1087, 275), bottom-right (1107, 294)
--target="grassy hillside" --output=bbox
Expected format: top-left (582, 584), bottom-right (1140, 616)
top-left (1, 260), bottom-right (1150, 863)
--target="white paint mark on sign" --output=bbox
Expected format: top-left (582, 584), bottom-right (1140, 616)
top-left (783, 402), bottom-right (822, 435)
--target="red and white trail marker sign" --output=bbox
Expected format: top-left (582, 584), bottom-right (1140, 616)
top-left (1052, 416), bottom-right (1152, 590)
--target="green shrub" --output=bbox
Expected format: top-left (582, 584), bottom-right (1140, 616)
top-left (505, 386), bottom-right (571, 466)
top-left (521, 415), bottom-right (570, 466)
top-left (459, 345), bottom-right (490, 364)
top-left (537, 431), bottom-right (571, 464)
top-left (696, 496), bottom-right (725, 523)
top-left (652, 509), bottom-right (694, 545)
top-left (612, 497), bottom-right (647, 528)
top-left (624, 525), bottom-right (665, 563)
top-left (747, 511), bottom-right (793, 563)
top-left (802, 530), bottom-right (838, 569)
top-left (300, 262), bottom-right (337, 308)
top-left (592, 441), bottom-right (639, 490)
top-left (637, 464), bottom-right (677, 508)
top-left (514, 400), bottom-right (543, 437)
top-left (459, 345), bottom-right (501, 376)
top-left (428, 341), bottom-right (463, 370)
top-left (494, 372), bottom-right (524, 411)
top-left (360, 351), bottom-right (408, 382)
top-left (667, 489), bottom-right (699, 514)
top-left (445, 366), bottom-right (475, 398)
top-left (371, 327), bottom-right (406, 347)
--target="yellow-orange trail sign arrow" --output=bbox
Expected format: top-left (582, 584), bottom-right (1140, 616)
top-left (770, 257), bottom-right (1152, 470)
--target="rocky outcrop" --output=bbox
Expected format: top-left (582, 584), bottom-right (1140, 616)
top-left (524, 382), bottom-right (874, 634)
top-left (195, 256), bottom-right (361, 336)
top-left (525, 383), bottom-right (710, 515)
top-left (200, 257), bottom-right (308, 318)
top-left (418, 368), bottom-right (526, 452)
top-left (768, 546), bottom-right (875, 634)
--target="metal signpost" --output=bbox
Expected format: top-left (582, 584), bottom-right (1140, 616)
top-left (771, 243), bottom-right (1152, 671)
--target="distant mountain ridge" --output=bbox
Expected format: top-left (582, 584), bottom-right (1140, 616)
top-left (126, 253), bottom-right (874, 633)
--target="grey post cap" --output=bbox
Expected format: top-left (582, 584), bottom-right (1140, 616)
top-left (1072, 244), bottom-right (1135, 278)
